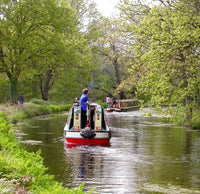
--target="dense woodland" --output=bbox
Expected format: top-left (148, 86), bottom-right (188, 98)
top-left (0, 0), bottom-right (200, 127)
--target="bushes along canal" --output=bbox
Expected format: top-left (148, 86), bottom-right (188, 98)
top-left (0, 100), bottom-right (95, 193)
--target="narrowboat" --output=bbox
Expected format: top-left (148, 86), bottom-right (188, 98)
top-left (64, 102), bottom-right (111, 146)
top-left (106, 98), bottom-right (139, 112)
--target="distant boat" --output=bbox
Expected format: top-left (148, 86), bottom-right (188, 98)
top-left (106, 98), bottom-right (140, 112)
top-left (64, 102), bottom-right (111, 146)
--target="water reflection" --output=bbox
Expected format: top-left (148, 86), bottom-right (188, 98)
top-left (14, 111), bottom-right (200, 193)
top-left (64, 144), bottom-right (140, 193)
top-left (64, 146), bottom-right (104, 184)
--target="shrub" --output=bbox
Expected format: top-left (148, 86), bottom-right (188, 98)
top-left (30, 99), bottom-right (49, 106)
top-left (190, 107), bottom-right (200, 129)
top-left (0, 117), bottom-right (93, 193)
top-left (61, 104), bottom-right (72, 111)
top-left (0, 101), bottom-right (96, 192)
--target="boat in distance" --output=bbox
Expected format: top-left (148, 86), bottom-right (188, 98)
top-left (64, 102), bottom-right (111, 146)
top-left (106, 98), bottom-right (140, 112)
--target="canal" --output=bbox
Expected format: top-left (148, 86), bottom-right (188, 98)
top-left (14, 110), bottom-right (200, 193)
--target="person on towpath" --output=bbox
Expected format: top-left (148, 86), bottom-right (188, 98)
top-left (18, 94), bottom-right (24, 105)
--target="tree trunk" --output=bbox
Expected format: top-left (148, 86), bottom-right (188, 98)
top-left (185, 95), bottom-right (192, 127)
top-left (39, 69), bottom-right (54, 101)
top-left (8, 74), bottom-right (18, 104)
top-left (119, 91), bottom-right (126, 99)
top-left (113, 58), bottom-right (121, 85)
top-left (113, 59), bottom-right (126, 99)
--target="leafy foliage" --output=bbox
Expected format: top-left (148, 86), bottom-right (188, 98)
top-left (0, 101), bottom-right (71, 123)
top-left (118, 0), bottom-right (200, 127)
top-left (0, 0), bottom-right (95, 103)
top-left (0, 112), bottom-right (94, 193)
top-left (0, 0), bottom-right (200, 127)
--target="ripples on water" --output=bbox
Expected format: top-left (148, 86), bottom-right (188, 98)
top-left (14, 111), bottom-right (200, 193)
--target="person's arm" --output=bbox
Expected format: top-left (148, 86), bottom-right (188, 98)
top-left (84, 96), bottom-right (89, 105)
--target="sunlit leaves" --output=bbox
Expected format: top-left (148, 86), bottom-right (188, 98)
top-left (124, 0), bottom-right (200, 106)
top-left (0, 0), bottom-right (81, 102)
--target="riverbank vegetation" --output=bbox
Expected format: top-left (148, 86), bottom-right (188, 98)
top-left (0, 1), bottom-right (200, 191)
top-left (0, 99), bottom-right (71, 124)
top-left (0, 103), bottom-right (95, 193)
top-left (1, 0), bottom-right (199, 129)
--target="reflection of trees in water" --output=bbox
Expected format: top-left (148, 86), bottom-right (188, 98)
top-left (185, 130), bottom-right (192, 155)
top-left (184, 130), bottom-right (200, 186)
top-left (105, 113), bottom-right (120, 126)
top-left (105, 112), bottom-right (142, 129)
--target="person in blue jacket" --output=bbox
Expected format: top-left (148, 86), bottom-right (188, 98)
top-left (80, 88), bottom-right (89, 128)
top-left (18, 94), bottom-right (24, 105)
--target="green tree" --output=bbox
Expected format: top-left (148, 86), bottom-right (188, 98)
top-left (92, 17), bottom-right (134, 99)
top-left (0, 73), bottom-right (9, 102)
top-left (125, 0), bottom-right (200, 122)
top-left (46, 0), bottom-right (99, 102)
top-left (50, 34), bottom-right (94, 102)
top-left (117, 0), bottom-right (152, 101)
top-left (0, 0), bottom-right (76, 103)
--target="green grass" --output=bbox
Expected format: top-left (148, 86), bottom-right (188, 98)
top-left (0, 101), bottom-right (71, 124)
top-left (0, 102), bottom-right (95, 193)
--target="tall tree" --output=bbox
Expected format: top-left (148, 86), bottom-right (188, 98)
top-left (117, 0), bottom-right (152, 101)
top-left (49, 33), bottom-right (94, 102)
top-left (123, 0), bottom-right (200, 121)
top-left (91, 17), bottom-right (133, 99)
top-left (0, 0), bottom-right (76, 103)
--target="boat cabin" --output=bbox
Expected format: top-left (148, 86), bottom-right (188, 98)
top-left (107, 98), bottom-right (139, 112)
top-left (67, 102), bottom-right (107, 131)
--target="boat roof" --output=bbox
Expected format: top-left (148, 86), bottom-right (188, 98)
top-left (112, 99), bottom-right (137, 102)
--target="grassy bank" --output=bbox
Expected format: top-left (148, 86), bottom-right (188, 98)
top-left (0, 99), bottom-right (72, 124)
top-left (0, 100), bottom-right (95, 193)
top-left (142, 104), bottom-right (200, 129)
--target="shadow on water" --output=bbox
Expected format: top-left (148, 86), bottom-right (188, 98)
top-left (14, 110), bottom-right (200, 193)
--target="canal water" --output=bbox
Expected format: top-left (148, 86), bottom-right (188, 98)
top-left (14, 110), bottom-right (200, 193)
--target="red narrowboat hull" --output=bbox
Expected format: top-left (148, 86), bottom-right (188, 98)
top-left (66, 137), bottom-right (110, 146)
